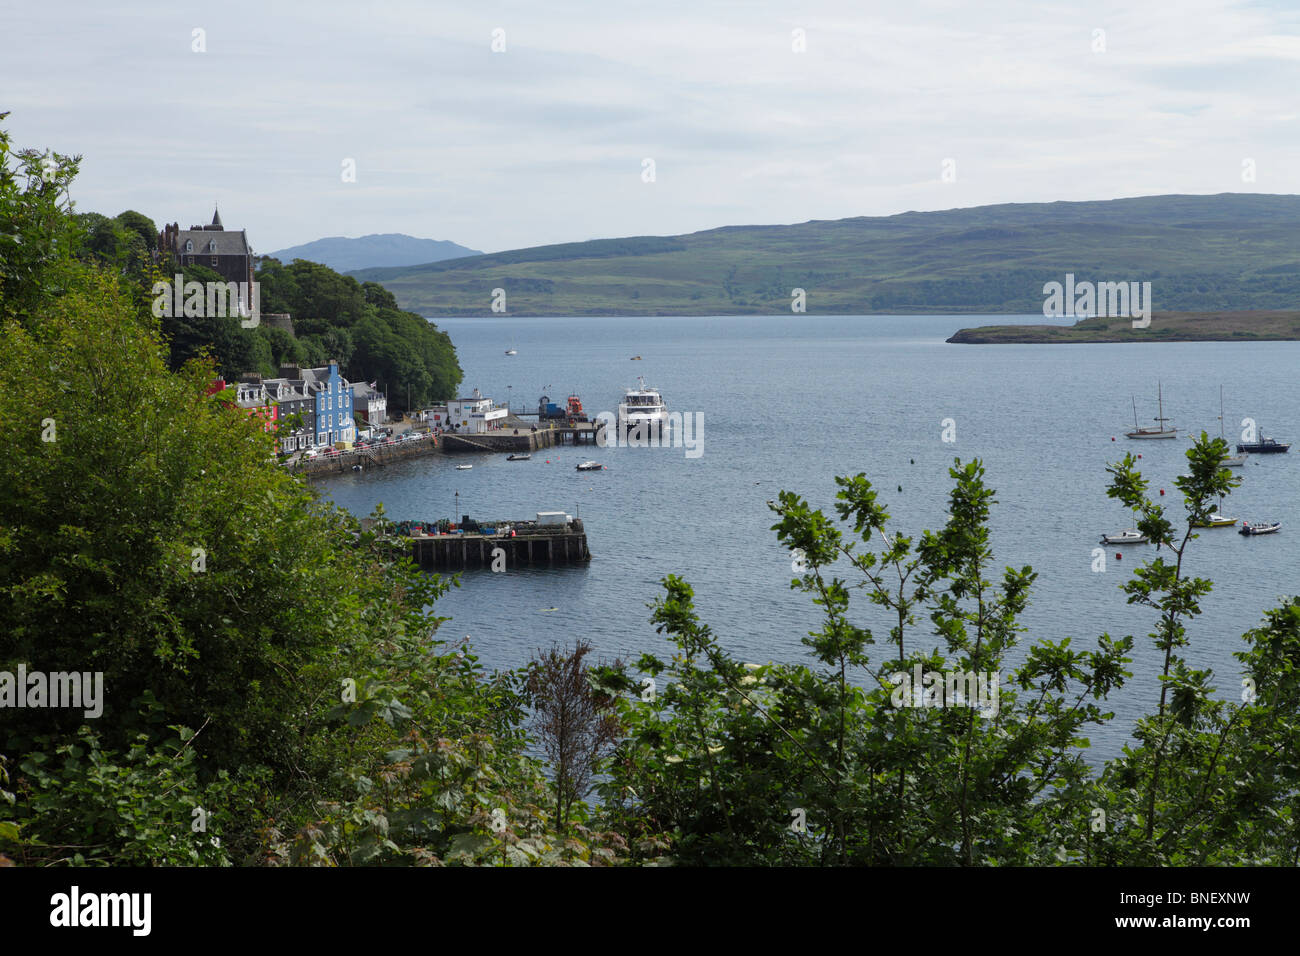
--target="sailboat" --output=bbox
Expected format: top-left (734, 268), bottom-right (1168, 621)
top-left (1219, 386), bottom-right (1248, 467)
top-left (1194, 511), bottom-right (1238, 528)
top-left (1125, 382), bottom-right (1177, 439)
top-left (1193, 490), bottom-right (1238, 528)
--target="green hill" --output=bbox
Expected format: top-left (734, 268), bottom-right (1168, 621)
top-left (349, 194), bottom-right (1300, 316)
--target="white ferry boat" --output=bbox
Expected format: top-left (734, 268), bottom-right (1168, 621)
top-left (618, 376), bottom-right (667, 426)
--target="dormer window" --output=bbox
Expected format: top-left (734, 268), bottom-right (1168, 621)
top-left (209, 239), bottom-right (217, 253)
top-left (185, 240), bottom-right (193, 253)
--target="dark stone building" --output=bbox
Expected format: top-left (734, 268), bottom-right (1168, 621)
top-left (158, 208), bottom-right (254, 287)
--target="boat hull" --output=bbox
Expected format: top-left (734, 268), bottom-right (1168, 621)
top-left (1125, 430), bottom-right (1178, 439)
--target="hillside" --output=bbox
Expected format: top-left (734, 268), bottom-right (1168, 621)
top-left (349, 194), bottom-right (1300, 316)
top-left (267, 233), bottom-right (480, 272)
top-left (947, 311), bottom-right (1300, 343)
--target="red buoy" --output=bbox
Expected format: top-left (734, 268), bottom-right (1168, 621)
top-left (1160, 489), bottom-right (1165, 496)
top-left (1115, 553), bottom-right (1122, 561)
top-left (1111, 437), bottom-right (1116, 441)
top-left (1137, 454), bottom-right (1142, 459)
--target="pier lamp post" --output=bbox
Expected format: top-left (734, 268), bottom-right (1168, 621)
top-left (454, 490), bottom-right (459, 525)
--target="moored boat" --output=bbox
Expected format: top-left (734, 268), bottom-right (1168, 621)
top-left (1236, 434), bottom-right (1290, 454)
top-left (506, 453), bottom-right (531, 461)
top-left (1193, 512), bottom-right (1237, 528)
top-left (1240, 520), bottom-right (1281, 536)
top-left (618, 376), bottom-right (667, 426)
top-left (1100, 530), bottom-right (1148, 545)
top-left (1125, 382), bottom-right (1177, 439)
top-left (455, 463), bottom-right (473, 470)
top-left (1218, 386), bottom-right (1248, 466)
top-left (576, 460), bottom-right (602, 471)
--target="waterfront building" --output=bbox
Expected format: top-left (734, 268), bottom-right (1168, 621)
top-left (447, 389), bottom-right (507, 434)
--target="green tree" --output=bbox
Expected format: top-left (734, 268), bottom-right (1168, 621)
top-left (1087, 435), bottom-right (1300, 864)
top-left (598, 460), bottom-right (1132, 865)
top-left (0, 111), bottom-right (82, 325)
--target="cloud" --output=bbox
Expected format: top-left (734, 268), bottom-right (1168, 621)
top-left (3, 0), bottom-right (1298, 252)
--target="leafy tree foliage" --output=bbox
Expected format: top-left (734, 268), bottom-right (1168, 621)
top-left (0, 119), bottom-right (603, 867)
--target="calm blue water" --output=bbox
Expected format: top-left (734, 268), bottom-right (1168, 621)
top-left (318, 315), bottom-right (1300, 760)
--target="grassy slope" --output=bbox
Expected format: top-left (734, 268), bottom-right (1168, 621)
top-left (947, 311), bottom-right (1300, 343)
top-left (349, 194), bottom-right (1300, 316)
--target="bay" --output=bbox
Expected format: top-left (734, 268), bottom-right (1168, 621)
top-left (318, 314), bottom-right (1300, 760)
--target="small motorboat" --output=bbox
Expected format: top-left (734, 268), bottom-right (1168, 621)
top-left (506, 453), bottom-right (531, 461)
top-left (1193, 513), bottom-right (1237, 528)
top-left (455, 464), bottom-right (473, 470)
top-left (576, 460), bottom-right (602, 471)
top-left (1240, 520), bottom-right (1281, 536)
top-left (630, 355), bottom-right (642, 360)
top-left (1101, 530), bottom-right (1148, 545)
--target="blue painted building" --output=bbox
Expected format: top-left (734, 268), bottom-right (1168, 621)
top-left (310, 360), bottom-right (355, 446)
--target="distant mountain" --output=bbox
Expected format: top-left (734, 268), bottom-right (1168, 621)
top-left (265, 234), bottom-right (481, 273)
top-left (349, 194), bottom-right (1300, 316)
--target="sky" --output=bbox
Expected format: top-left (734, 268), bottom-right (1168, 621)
top-left (4, 0), bottom-right (1299, 254)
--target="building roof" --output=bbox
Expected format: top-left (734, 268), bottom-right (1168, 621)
top-left (173, 229), bottom-right (250, 257)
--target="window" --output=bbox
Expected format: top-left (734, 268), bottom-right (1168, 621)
top-left (185, 240), bottom-right (193, 253)
top-left (209, 239), bottom-right (217, 253)
top-left (211, 256), bottom-right (218, 267)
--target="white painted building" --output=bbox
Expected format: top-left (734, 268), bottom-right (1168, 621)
top-left (447, 388), bottom-right (508, 434)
